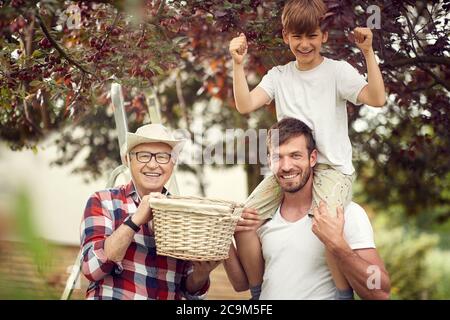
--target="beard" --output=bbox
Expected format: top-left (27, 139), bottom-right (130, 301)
top-left (277, 166), bottom-right (312, 193)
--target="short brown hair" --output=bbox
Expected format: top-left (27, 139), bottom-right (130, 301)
top-left (267, 117), bottom-right (316, 155)
top-left (282, 0), bottom-right (328, 35)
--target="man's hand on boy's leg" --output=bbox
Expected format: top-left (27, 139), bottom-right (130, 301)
top-left (229, 33), bottom-right (248, 65)
top-left (235, 207), bottom-right (262, 232)
top-left (352, 27), bottom-right (373, 54)
top-left (311, 201), bottom-right (347, 251)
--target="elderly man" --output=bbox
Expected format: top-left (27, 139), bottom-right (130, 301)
top-left (80, 123), bottom-right (249, 300)
top-left (224, 118), bottom-right (391, 300)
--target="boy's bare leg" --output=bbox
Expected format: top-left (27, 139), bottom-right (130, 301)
top-left (234, 226), bottom-right (265, 299)
top-left (237, 175), bottom-right (283, 299)
top-left (223, 243), bottom-right (249, 292)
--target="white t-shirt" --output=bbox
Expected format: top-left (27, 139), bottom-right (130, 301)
top-left (258, 58), bottom-right (367, 175)
top-left (257, 201), bottom-right (375, 300)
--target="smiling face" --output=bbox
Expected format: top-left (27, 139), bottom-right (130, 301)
top-left (269, 134), bottom-right (317, 193)
top-left (128, 142), bottom-right (175, 197)
top-left (283, 27), bottom-right (328, 70)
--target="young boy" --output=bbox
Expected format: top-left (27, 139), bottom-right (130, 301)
top-left (229, 0), bottom-right (386, 299)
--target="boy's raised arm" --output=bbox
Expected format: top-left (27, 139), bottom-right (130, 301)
top-left (230, 33), bottom-right (271, 114)
top-left (354, 27), bottom-right (386, 107)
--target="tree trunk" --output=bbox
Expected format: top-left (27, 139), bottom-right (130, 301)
top-left (244, 163), bottom-right (264, 197)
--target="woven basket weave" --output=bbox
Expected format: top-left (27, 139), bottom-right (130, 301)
top-left (149, 195), bottom-right (244, 261)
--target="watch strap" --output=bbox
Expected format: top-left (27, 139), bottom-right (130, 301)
top-left (124, 216), bottom-right (140, 232)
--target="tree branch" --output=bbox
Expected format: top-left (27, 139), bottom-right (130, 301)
top-left (411, 81), bottom-right (438, 92)
top-left (21, 90), bottom-right (42, 135)
top-left (174, 69), bottom-right (208, 196)
top-left (156, 0), bottom-right (166, 18)
top-left (24, 13), bottom-right (36, 57)
top-left (402, 5), bottom-right (426, 56)
top-left (418, 66), bottom-right (450, 91)
top-left (383, 56), bottom-right (450, 68)
top-left (148, 0), bottom-right (169, 41)
top-left (99, 10), bottom-right (120, 51)
top-left (35, 11), bottom-right (96, 78)
top-left (175, 70), bottom-right (192, 133)
top-left (64, 72), bottom-right (86, 118)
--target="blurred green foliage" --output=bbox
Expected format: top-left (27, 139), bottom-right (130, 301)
top-left (14, 188), bottom-right (53, 275)
top-left (426, 250), bottom-right (450, 299)
top-left (374, 214), bottom-right (450, 299)
top-left (0, 188), bottom-right (58, 299)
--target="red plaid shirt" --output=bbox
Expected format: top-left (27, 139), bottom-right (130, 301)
top-left (80, 182), bottom-right (209, 300)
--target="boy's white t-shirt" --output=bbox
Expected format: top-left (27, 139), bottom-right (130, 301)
top-left (257, 202), bottom-right (375, 300)
top-left (257, 57), bottom-right (367, 175)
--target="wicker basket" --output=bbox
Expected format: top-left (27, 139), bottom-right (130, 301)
top-left (149, 195), bottom-right (244, 261)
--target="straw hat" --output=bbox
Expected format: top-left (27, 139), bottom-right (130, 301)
top-left (121, 124), bottom-right (185, 160)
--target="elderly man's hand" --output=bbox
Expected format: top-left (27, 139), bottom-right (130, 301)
top-left (132, 195), bottom-right (153, 226)
top-left (192, 260), bottom-right (221, 276)
top-left (133, 192), bottom-right (167, 226)
top-left (235, 208), bottom-right (261, 233)
top-left (311, 201), bottom-right (347, 250)
top-left (188, 260), bottom-right (222, 290)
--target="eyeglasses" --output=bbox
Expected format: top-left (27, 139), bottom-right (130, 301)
top-left (129, 151), bottom-right (172, 164)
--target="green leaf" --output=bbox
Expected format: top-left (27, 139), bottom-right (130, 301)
top-left (172, 36), bottom-right (189, 46)
top-left (151, 65), bottom-right (164, 75)
top-left (29, 80), bottom-right (42, 87)
top-left (32, 50), bottom-right (43, 58)
top-left (223, 1), bottom-right (233, 9)
top-left (1, 87), bottom-right (9, 97)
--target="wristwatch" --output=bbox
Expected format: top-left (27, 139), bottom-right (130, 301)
top-left (124, 216), bottom-right (141, 232)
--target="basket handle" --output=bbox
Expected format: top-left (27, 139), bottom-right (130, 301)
top-left (218, 206), bottom-right (244, 222)
top-left (166, 194), bottom-right (244, 208)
